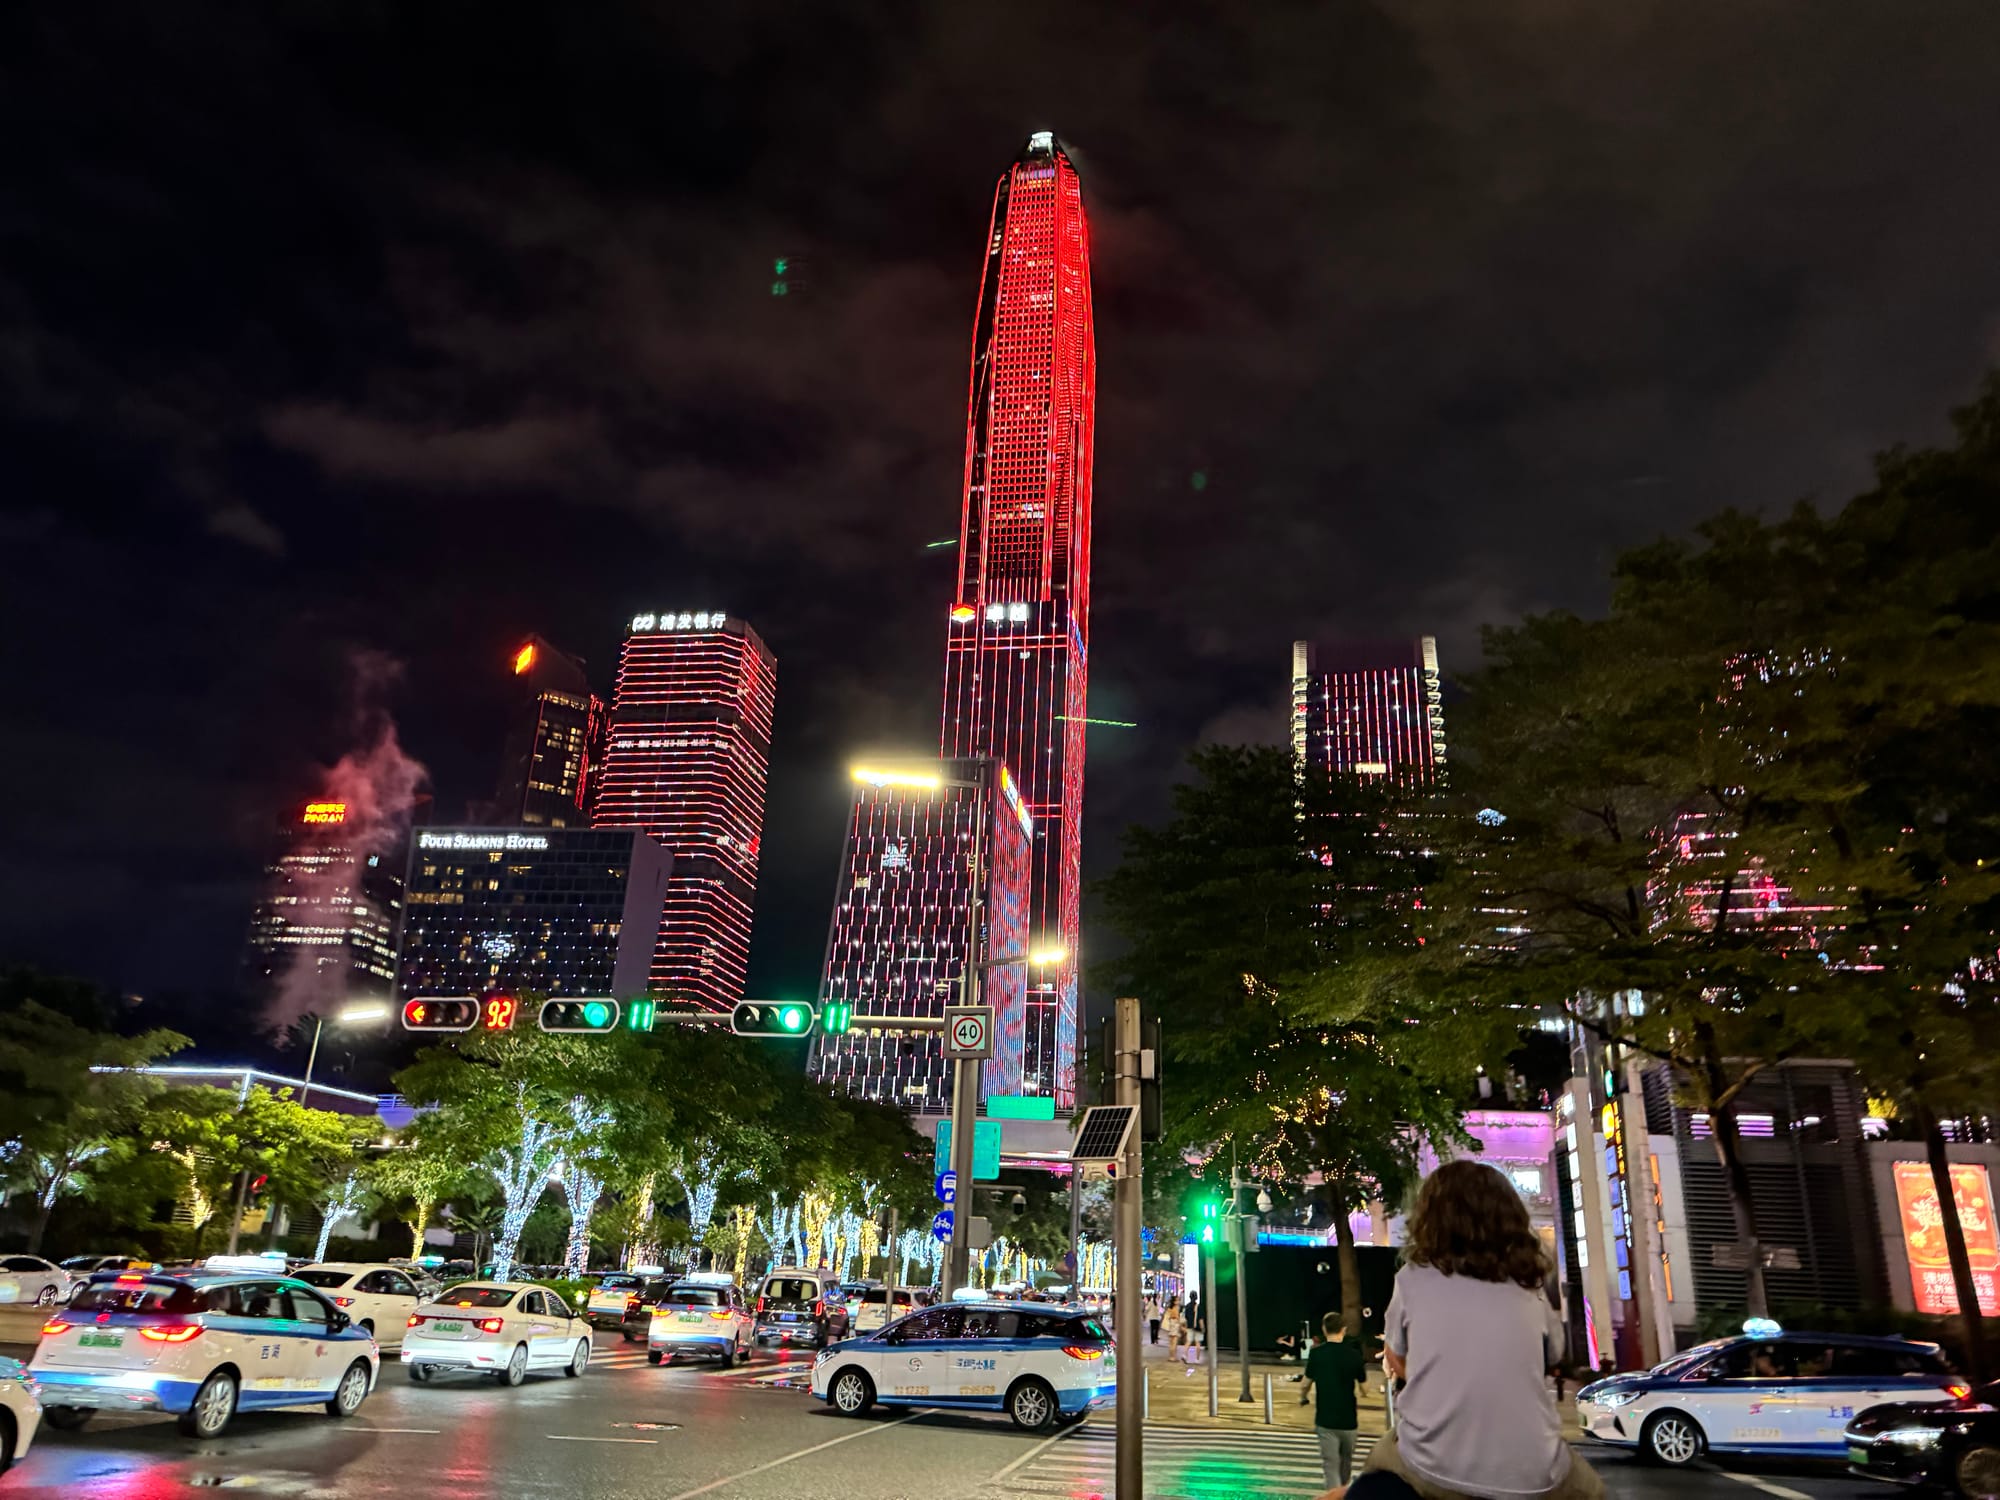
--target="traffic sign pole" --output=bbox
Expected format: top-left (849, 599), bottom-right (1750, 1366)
top-left (1114, 995), bottom-right (1144, 1499)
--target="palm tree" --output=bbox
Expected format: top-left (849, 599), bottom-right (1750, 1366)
top-left (445, 1202), bottom-right (506, 1270)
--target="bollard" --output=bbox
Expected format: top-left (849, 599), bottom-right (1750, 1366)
top-left (1144, 1369), bottom-right (1150, 1421)
top-left (1263, 1372), bottom-right (1273, 1425)
top-left (1208, 1362), bottom-right (1219, 1417)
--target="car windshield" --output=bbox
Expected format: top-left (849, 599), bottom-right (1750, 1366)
top-left (596, 1274), bottom-right (643, 1291)
top-left (59, 1257), bottom-right (100, 1271)
top-left (290, 1270), bottom-right (355, 1289)
top-left (434, 1287), bottom-right (517, 1309)
top-left (862, 1289), bottom-right (912, 1305)
top-left (763, 1278), bottom-right (816, 1301)
top-left (70, 1280), bottom-right (205, 1315)
top-left (662, 1287), bottom-right (723, 1307)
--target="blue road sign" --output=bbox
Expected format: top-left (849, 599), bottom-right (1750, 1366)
top-left (935, 1170), bottom-right (957, 1204)
top-left (931, 1210), bottom-right (954, 1241)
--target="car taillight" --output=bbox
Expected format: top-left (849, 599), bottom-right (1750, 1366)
top-left (40, 1319), bottom-right (70, 1336)
top-left (813, 1299), bottom-right (824, 1317)
top-left (626, 1295), bottom-right (641, 1309)
top-left (139, 1325), bottom-right (204, 1344)
top-left (1945, 1380), bottom-right (1973, 1400)
top-left (407, 1314), bottom-right (428, 1328)
top-left (756, 1297), bottom-right (766, 1314)
top-left (332, 1296), bottom-right (355, 1307)
top-left (115, 1273), bottom-right (146, 1284)
top-left (477, 1317), bottom-right (506, 1334)
top-left (1061, 1345), bottom-right (1106, 1360)
top-left (709, 1310), bottom-right (734, 1321)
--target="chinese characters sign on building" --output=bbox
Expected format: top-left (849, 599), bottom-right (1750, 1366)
top-left (1892, 1159), bottom-right (2000, 1316)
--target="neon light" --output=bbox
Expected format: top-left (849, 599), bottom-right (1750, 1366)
top-left (513, 642), bottom-right (537, 675)
top-left (1053, 715), bottom-right (1137, 729)
top-left (950, 605), bottom-right (978, 622)
top-left (851, 767), bottom-right (943, 791)
top-left (301, 801), bottom-right (347, 825)
top-left (930, 539), bottom-right (961, 550)
top-left (417, 831), bottom-right (549, 851)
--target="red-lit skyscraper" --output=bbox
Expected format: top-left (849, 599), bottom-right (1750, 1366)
top-left (1291, 637), bottom-right (1447, 783)
top-left (592, 611), bottom-right (775, 1010)
top-left (938, 132), bottom-right (1094, 1111)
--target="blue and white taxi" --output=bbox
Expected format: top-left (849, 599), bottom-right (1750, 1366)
top-left (646, 1277), bottom-right (755, 1366)
top-left (30, 1270), bottom-right (379, 1439)
top-left (813, 1301), bottom-right (1114, 1431)
top-left (1578, 1323), bottom-right (1964, 1466)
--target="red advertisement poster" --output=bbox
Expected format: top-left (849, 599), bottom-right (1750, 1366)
top-left (1893, 1159), bottom-right (2000, 1316)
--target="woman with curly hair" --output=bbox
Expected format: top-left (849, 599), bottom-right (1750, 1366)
top-left (1359, 1160), bottom-right (1602, 1500)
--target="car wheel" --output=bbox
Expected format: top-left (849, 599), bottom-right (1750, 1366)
top-left (830, 1367), bottom-right (874, 1416)
top-left (621, 1327), bottom-right (636, 1344)
top-left (34, 1284), bottom-right (59, 1308)
top-left (1007, 1378), bottom-right (1059, 1433)
top-left (409, 1363), bottom-right (433, 1384)
top-left (737, 1340), bottom-right (751, 1365)
top-left (1642, 1411), bottom-right (1703, 1466)
top-left (566, 1339), bottom-right (589, 1377)
top-left (0, 1408), bottom-right (14, 1473)
top-left (1958, 1444), bottom-right (2000, 1499)
top-left (647, 1349), bottom-right (663, 1366)
top-left (179, 1370), bottom-right (239, 1439)
top-left (42, 1406), bottom-right (94, 1432)
top-left (497, 1344), bottom-right (529, 1387)
top-left (326, 1360), bottom-right (371, 1418)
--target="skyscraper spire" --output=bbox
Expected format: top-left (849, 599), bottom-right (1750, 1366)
top-left (941, 133), bottom-right (1096, 1109)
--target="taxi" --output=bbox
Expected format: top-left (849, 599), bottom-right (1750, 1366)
top-left (0, 1355), bottom-right (41, 1472)
top-left (401, 1282), bottom-right (592, 1385)
top-left (290, 1264), bottom-right (425, 1347)
top-left (586, 1271), bottom-right (658, 1332)
top-left (647, 1277), bottom-right (754, 1366)
top-left (812, 1301), bottom-right (1114, 1432)
top-left (1577, 1323), bottom-right (1962, 1466)
top-left (30, 1270), bottom-right (378, 1439)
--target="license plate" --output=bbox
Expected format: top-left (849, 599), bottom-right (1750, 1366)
top-left (678, 1312), bottom-right (704, 1323)
top-left (79, 1332), bottom-right (124, 1349)
top-left (433, 1321), bottom-right (465, 1334)
top-left (1848, 1444), bottom-right (1870, 1465)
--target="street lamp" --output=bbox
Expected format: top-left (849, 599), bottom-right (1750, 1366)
top-left (300, 1000), bottom-right (394, 1108)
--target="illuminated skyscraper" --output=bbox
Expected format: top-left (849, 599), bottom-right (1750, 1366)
top-left (939, 131), bottom-right (1094, 1110)
top-left (1291, 637), bottom-right (1447, 783)
top-left (592, 612), bottom-right (775, 1010)
top-left (488, 635), bottom-right (605, 827)
top-left (810, 759), bottom-right (1032, 1113)
top-left (242, 800), bottom-right (402, 1013)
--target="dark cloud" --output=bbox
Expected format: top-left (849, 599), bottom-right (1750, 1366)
top-left (5, 0), bottom-right (2000, 1006)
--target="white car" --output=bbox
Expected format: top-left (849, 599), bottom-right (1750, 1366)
top-left (401, 1283), bottom-right (592, 1385)
top-left (646, 1280), bottom-right (754, 1366)
top-left (30, 1270), bottom-right (378, 1439)
top-left (290, 1264), bottom-right (425, 1348)
top-left (585, 1271), bottom-right (654, 1331)
top-left (0, 1355), bottom-right (41, 1473)
top-left (0, 1257), bottom-right (69, 1309)
top-left (813, 1301), bottom-right (1115, 1431)
top-left (851, 1286), bottom-right (917, 1336)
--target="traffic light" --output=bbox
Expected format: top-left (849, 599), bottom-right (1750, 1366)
top-left (821, 1001), bottom-right (853, 1035)
top-left (480, 994), bottom-right (519, 1031)
top-left (731, 1000), bottom-right (814, 1037)
top-left (540, 998), bottom-right (620, 1033)
top-left (1196, 1195), bottom-right (1222, 1245)
top-left (402, 998), bottom-right (479, 1032)
top-left (624, 996), bottom-right (657, 1033)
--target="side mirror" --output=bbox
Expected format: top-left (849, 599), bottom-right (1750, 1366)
top-left (328, 1310), bottom-right (351, 1334)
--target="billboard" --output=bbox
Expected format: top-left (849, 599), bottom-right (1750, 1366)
top-left (982, 762), bottom-right (1032, 1098)
top-left (1892, 1159), bottom-right (2000, 1316)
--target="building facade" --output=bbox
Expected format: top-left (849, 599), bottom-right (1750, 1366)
top-left (591, 612), bottom-right (776, 1009)
top-left (1291, 637), bottom-right (1447, 782)
top-left (488, 635), bottom-right (605, 828)
top-left (242, 800), bottom-right (402, 1014)
top-left (809, 759), bottom-right (1032, 1113)
top-left (397, 826), bottom-right (671, 1000)
top-left (938, 132), bottom-right (1095, 1110)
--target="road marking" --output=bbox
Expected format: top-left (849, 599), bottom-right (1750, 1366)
top-left (344, 1426), bottom-right (441, 1434)
top-left (659, 1412), bottom-right (915, 1500)
top-left (1714, 1472), bottom-right (1815, 1500)
top-left (547, 1434), bottom-right (659, 1445)
top-left (981, 1424), bottom-right (1079, 1485)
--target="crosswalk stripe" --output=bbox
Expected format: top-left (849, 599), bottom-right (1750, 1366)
top-left (977, 1424), bottom-right (1367, 1500)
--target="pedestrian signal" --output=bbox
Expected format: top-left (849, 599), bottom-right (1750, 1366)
top-left (402, 998), bottom-right (479, 1032)
top-left (624, 997), bottom-right (657, 1033)
top-left (821, 1001), bottom-right (853, 1035)
top-left (731, 1001), bottom-right (814, 1037)
top-left (540, 998), bottom-right (620, 1033)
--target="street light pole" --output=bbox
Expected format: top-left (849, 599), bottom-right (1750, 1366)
top-left (1231, 1145), bottom-right (1252, 1402)
top-left (1114, 995), bottom-right (1143, 1500)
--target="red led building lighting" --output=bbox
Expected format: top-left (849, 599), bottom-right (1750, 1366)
top-left (939, 132), bottom-right (1095, 1110)
top-left (592, 612), bottom-right (775, 1011)
top-left (1291, 637), bottom-right (1447, 783)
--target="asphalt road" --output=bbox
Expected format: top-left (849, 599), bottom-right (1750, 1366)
top-left (0, 1331), bottom-right (1901, 1500)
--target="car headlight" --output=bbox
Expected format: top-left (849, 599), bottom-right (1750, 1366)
top-left (815, 1346), bottom-right (836, 1364)
top-left (1591, 1391), bottom-right (1642, 1408)
top-left (1879, 1427), bottom-right (1943, 1448)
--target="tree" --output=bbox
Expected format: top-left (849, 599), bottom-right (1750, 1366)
top-left (367, 1144), bottom-right (467, 1259)
top-left (313, 1173), bottom-right (368, 1261)
top-left (0, 1001), bottom-right (189, 1252)
top-left (1101, 745), bottom-right (1494, 1332)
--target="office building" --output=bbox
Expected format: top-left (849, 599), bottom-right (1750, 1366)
top-left (397, 826), bottom-right (671, 999)
top-left (488, 635), bottom-right (605, 828)
top-left (809, 759), bottom-right (1033, 1113)
top-left (1291, 637), bottom-right (1447, 782)
top-left (937, 132), bottom-right (1095, 1110)
top-left (591, 612), bottom-right (776, 1009)
top-left (243, 800), bottom-right (402, 1013)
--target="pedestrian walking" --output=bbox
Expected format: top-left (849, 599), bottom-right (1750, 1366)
top-left (1301, 1310), bottom-right (1367, 1489)
top-left (1162, 1298), bottom-right (1184, 1356)
top-left (1147, 1294), bottom-right (1162, 1345)
top-left (1361, 1160), bottom-right (1604, 1500)
top-left (1182, 1292), bottom-right (1205, 1369)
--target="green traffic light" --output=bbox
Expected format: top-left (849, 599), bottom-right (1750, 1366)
top-left (626, 997), bottom-right (656, 1032)
top-left (823, 1002), bottom-right (852, 1035)
top-left (779, 1005), bottom-right (807, 1033)
top-left (582, 1001), bottom-right (611, 1028)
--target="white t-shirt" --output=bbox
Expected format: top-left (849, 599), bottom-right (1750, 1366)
top-left (1383, 1263), bottom-right (1569, 1497)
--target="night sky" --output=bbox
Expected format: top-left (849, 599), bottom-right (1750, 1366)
top-left (7, 3), bottom-right (2000, 1018)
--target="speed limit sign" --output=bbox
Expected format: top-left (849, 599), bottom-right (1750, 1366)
top-left (943, 1005), bottom-right (994, 1059)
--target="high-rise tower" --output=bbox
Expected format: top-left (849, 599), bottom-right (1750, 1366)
top-left (488, 635), bottom-right (605, 827)
top-left (938, 132), bottom-right (1094, 1111)
top-left (1291, 637), bottom-right (1447, 783)
top-left (592, 611), bottom-right (775, 1010)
